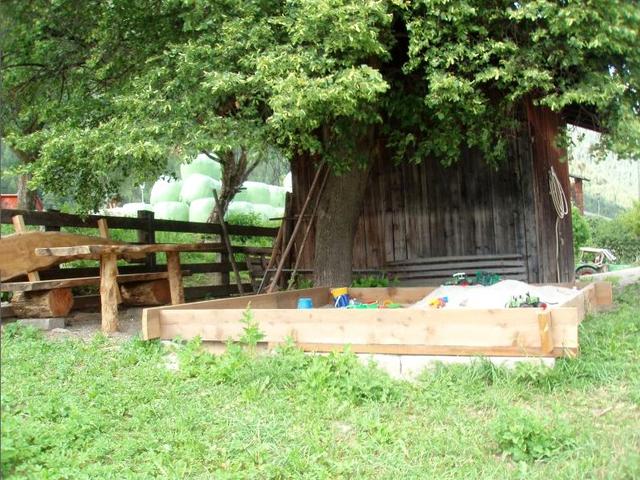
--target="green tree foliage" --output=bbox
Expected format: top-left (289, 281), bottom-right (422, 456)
top-left (588, 214), bottom-right (640, 264)
top-left (571, 206), bottom-right (591, 255)
top-left (0, 143), bottom-right (18, 193)
top-left (0, 0), bottom-right (186, 208)
top-left (1, 0), bottom-right (638, 213)
top-left (620, 201), bottom-right (640, 237)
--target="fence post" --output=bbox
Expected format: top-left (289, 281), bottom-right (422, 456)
top-left (137, 210), bottom-right (156, 270)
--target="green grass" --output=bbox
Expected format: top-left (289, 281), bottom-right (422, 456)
top-left (2, 285), bottom-right (639, 479)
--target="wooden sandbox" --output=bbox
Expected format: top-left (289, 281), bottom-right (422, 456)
top-left (142, 282), bottom-right (612, 359)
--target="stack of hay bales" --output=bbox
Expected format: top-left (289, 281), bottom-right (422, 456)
top-left (144, 153), bottom-right (289, 223)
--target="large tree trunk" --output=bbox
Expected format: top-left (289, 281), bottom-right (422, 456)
top-left (312, 163), bottom-right (373, 286)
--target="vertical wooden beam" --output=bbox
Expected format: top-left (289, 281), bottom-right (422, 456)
top-left (166, 251), bottom-right (185, 304)
top-left (100, 253), bottom-right (119, 333)
top-left (537, 310), bottom-right (553, 354)
top-left (96, 217), bottom-right (122, 303)
top-left (12, 215), bottom-right (40, 281)
top-left (97, 218), bottom-right (110, 239)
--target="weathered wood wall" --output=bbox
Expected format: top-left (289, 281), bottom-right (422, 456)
top-left (291, 105), bottom-right (574, 283)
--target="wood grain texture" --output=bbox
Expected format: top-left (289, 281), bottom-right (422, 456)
top-left (143, 305), bottom-right (579, 358)
top-left (100, 253), bottom-right (120, 333)
top-left (0, 231), bottom-right (138, 281)
top-left (166, 251), bottom-right (185, 305)
top-left (11, 215), bottom-right (40, 282)
top-left (1, 271), bottom-right (175, 292)
top-left (11, 288), bottom-right (73, 318)
top-left (288, 105), bottom-right (573, 284)
top-left (35, 242), bottom-right (226, 257)
top-left (120, 279), bottom-right (171, 306)
top-left (538, 311), bottom-right (554, 354)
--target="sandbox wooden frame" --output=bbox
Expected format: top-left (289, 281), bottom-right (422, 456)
top-left (142, 282), bottom-right (613, 358)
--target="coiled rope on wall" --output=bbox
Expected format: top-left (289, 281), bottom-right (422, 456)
top-left (549, 166), bottom-right (569, 282)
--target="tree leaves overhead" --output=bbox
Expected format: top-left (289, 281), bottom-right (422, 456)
top-left (1, 0), bottom-right (638, 212)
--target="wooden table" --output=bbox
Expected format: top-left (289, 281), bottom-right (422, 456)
top-left (35, 243), bottom-right (226, 333)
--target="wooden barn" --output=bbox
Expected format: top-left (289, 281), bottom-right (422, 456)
top-left (289, 104), bottom-right (577, 285)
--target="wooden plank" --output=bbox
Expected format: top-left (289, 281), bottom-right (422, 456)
top-left (593, 282), bottom-right (613, 308)
top-left (557, 290), bottom-right (586, 322)
top-left (185, 284), bottom-right (254, 300)
top-left (35, 242), bottom-right (227, 257)
top-left (99, 253), bottom-right (119, 333)
top-left (387, 254), bottom-right (523, 266)
top-left (1, 271), bottom-right (175, 292)
top-left (348, 287), bottom-right (436, 304)
top-left (390, 164), bottom-right (407, 261)
top-left (145, 306), bottom-right (579, 355)
top-left (538, 311), bottom-right (554, 354)
top-left (267, 342), bottom-right (575, 358)
top-left (166, 252), bottom-right (184, 305)
top-left (141, 307), bottom-right (161, 339)
top-left (393, 267), bottom-right (527, 280)
top-left (0, 231), bottom-right (142, 281)
top-left (145, 287), bottom-right (332, 314)
top-left (385, 260), bottom-right (526, 273)
top-left (12, 215), bottom-right (40, 282)
top-left (70, 283), bottom-right (257, 306)
top-left (34, 262), bottom-right (229, 280)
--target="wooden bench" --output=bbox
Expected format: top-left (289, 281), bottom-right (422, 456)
top-left (385, 254), bottom-right (527, 285)
top-left (1, 272), bottom-right (181, 318)
top-left (0, 214), bottom-right (192, 320)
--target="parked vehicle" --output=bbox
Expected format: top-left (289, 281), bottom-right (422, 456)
top-left (575, 247), bottom-right (630, 277)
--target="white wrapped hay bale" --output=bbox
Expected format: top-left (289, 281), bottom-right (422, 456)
top-left (153, 201), bottom-right (189, 222)
top-left (180, 174), bottom-right (222, 204)
top-left (180, 153), bottom-right (222, 180)
top-left (150, 178), bottom-right (182, 205)
top-left (188, 198), bottom-right (215, 223)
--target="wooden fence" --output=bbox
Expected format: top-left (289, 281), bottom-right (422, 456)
top-left (1, 208), bottom-right (278, 301)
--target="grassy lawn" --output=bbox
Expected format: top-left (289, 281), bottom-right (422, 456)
top-left (2, 285), bottom-right (639, 479)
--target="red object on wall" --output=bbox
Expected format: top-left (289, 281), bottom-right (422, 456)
top-left (0, 194), bottom-right (44, 211)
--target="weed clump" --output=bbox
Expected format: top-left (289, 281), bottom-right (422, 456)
top-left (492, 408), bottom-right (575, 462)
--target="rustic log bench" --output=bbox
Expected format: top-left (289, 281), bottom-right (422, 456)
top-left (34, 243), bottom-right (228, 332)
top-left (1, 272), bottom-right (178, 318)
top-left (385, 254), bottom-right (528, 285)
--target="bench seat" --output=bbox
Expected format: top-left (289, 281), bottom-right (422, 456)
top-left (1, 271), bottom-right (190, 292)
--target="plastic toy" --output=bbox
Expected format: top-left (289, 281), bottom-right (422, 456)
top-left (428, 296), bottom-right (448, 309)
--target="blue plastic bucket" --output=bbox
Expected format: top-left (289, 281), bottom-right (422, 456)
top-left (297, 298), bottom-right (314, 309)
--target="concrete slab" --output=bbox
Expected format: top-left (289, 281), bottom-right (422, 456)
top-left (357, 354), bottom-right (402, 379)
top-left (17, 317), bottom-right (66, 331)
top-left (399, 355), bottom-right (555, 380)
